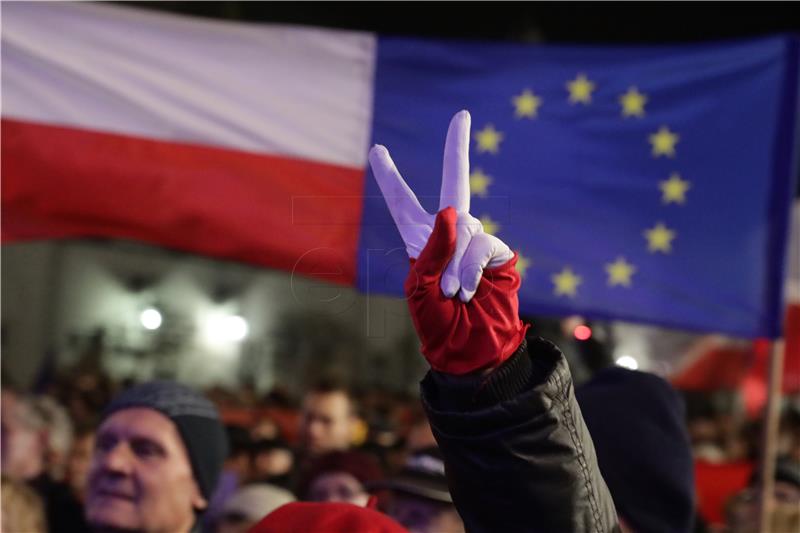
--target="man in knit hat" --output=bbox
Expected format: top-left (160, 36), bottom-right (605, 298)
top-left (85, 381), bottom-right (228, 533)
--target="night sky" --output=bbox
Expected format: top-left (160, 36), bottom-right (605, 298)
top-left (123, 2), bottom-right (799, 44)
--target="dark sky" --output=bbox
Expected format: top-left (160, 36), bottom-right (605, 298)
top-left (124, 2), bottom-right (799, 43)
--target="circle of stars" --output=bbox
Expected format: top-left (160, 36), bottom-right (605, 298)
top-left (468, 71), bottom-right (696, 299)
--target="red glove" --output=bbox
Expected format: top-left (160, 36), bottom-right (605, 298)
top-left (405, 207), bottom-right (528, 375)
top-left (369, 110), bottom-right (529, 375)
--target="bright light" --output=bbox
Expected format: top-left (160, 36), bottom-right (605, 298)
top-left (573, 325), bottom-right (592, 341)
top-left (207, 315), bottom-right (249, 343)
top-left (615, 355), bottom-right (639, 370)
top-left (140, 308), bottom-right (162, 330)
top-left (225, 316), bottom-right (248, 341)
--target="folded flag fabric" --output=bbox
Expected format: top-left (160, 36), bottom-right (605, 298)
top-left (3, 3), bottom-right (798, 338)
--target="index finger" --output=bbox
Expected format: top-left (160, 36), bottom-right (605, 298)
top-left (368, 145), bottom-right (428, 225)
top-left (439, 110), bottom-right (471, 213)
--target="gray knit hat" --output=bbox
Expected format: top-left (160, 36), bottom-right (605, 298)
top-left (101, 380), bottom-right (229, 499)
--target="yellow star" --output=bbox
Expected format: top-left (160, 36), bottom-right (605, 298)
top-left (552, 267), bottom-right (582, 298)
top-left (644, 222), bottom-right (676, 253)
top-left (515, 251), bottom-right (531, 279)
top-left (619, 87), bottom-right (647, 118)
top-left (479, 215), bottom-right (500, 236)
top-left (474, 124), bottom-right (504, 154)
top-left (566, 74), bottom-right (596, 105)
top-left (512, 89), bottom-right (542, 118)
top-left (659, 173), bottom-right (691, 204)
top-left (470, 168), bottom-right (493, 197)
top-left (605, 257), bottom-right (637, 287)
top-left (649, 126), bottom-right (679, 158)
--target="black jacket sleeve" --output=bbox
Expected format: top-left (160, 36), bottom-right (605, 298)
top-left (420, 338), bottom-right (620, 533)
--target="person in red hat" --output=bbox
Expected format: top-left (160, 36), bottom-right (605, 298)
top-left (250, 501), bottom-right (408, 533)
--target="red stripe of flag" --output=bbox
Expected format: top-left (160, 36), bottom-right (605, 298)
top-left (2, 119), bottom-right (365, 286)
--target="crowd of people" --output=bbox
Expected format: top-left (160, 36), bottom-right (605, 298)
top-left (2, 347), bottom-right (798, 533)
top-left (0, 366), bottom-right (467, 533)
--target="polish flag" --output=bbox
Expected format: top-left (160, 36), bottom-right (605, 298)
top-left (2, 2), bottom-right (375, 285)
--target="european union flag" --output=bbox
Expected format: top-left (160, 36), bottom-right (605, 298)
top-left (358, 35), bottom-right (799, 338)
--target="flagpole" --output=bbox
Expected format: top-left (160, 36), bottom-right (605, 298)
top-left (757, 338), bottom-right (785, 533)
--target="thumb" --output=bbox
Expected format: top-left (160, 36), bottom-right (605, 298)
top-left (456, 232), bottom-right (496, 302)
top-left (414, 206), bottom-right (458, 277)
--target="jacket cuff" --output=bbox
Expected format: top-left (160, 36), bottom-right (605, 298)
top-left (425, 337), bottom-right (563, 411)
top-left (473, 340), bottom-right (533, 406)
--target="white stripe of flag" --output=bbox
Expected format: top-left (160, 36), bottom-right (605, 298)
top-left (2, 2), bottom-right (377, 169)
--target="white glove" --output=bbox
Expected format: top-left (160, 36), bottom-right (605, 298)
top-left (368, 110), bottom-right (514, 302)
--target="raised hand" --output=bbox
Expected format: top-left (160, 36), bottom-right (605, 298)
top-left (368, 110), bottom-right (526, 374)
top-left (368, 110), bottom-right (514, 302)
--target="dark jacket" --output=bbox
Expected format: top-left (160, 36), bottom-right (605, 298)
top-left (421, 338), bottom-right (620, 533)
top-left (29, 474), bottom-right (90, 533)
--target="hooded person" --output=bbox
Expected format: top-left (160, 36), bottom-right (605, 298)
top-left (85, 380), bottom-right (229, 533)
top-left (576, 366), bottom-right (695, 533)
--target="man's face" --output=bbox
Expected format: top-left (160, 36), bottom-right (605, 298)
top-left (299, 392), bottom-right (354, 455)
top-left (85, 408), bottom-right (206, 533)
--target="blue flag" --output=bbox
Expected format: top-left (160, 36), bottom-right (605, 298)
top-left (358, 35), bottom-right (799, 338)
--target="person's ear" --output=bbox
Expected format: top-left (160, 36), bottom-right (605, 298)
top-left (191, 482), bottom-right (208, 511)
top-left (349, 416), bottom-right (368, 447)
